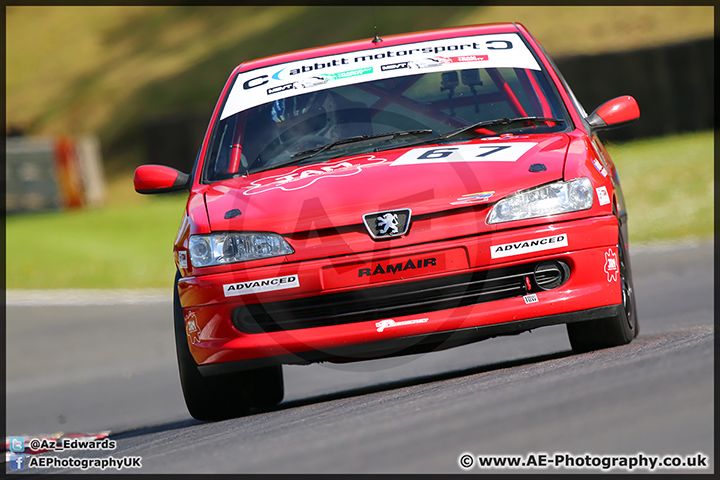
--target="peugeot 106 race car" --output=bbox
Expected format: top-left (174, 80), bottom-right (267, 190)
top-left (134, 23), bottom-right (640, 421)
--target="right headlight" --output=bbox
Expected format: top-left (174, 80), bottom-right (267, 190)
top-left (487, 177), bottom-right (594, 224)
top-left (188, 232), bottom-right (294, 267)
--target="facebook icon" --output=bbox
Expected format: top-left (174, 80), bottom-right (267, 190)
top-left (9, 454), bottom-right (26, 470)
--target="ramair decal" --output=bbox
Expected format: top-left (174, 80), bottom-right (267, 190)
top-left (358, 257), bottom-right (436, 278)
top-left (491, 233), bottom-right (568, 259)
top-left (391, 143), bottom-right (536, 166)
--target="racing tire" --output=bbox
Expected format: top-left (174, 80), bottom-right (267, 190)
top-left (173, 272), bottom-right (284, 421)
top-left (566, 231), bottom-right (639, 353)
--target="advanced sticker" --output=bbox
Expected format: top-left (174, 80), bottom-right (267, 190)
top-left (491, 233), bottom-right (568, 259)
top-left (223, 275), bottom-right (300, 296)
top-left (392, 143), bottom-right (536, 166)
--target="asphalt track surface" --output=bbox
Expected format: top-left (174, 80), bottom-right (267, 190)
top-left (5, 240), bottom-right (714, 474)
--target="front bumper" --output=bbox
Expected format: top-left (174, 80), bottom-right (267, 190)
top-left (179, 215), bottom-right (622, 368)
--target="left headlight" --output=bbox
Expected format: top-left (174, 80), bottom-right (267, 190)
top-left (188, 233), bottom-right (294, 267)
top-left (487, 177), bottom-right (594, 224)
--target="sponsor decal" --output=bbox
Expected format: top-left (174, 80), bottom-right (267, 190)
top-left (451, 190), bottom-right (494, 205)
top-left (322, 66), bottom-right (373, 81)
top-left (294, 76), bottom-right (328, 88)
top-left (267, 83), bottom-right (296, 95)
top-left (444, 54), bottom-right (489, 63)
top-left (523, 293), bottom-right (539, 304)
top-left (385, 55), bottom-right (489, 71)
top-left (223, 275), bottom-right (300, 296)
top-left (604, 248), bottom-right (619, 282)
top-left (376, 317), bottom-right (429, 333)
top-left (596, 186), bottom-right (611, 206)
top-left (359, 257), bottom-right (436, 278)
top-left (221, 33), bottom-right (540, 119)
top-left (392, 143), bottom-right (536, 166)
top-left (490, 233), bottom-right (568, 259)
top-left (590, 140), bottom-right (609, 177)
top-left (381, 62), bottom-right (412, 71)
top-left (185, 311), bottom-right (200, 345)
top-left (592, 158), bottom-right (608, 177)
top-left (243, 155), bottom-right (387, 195)
top-left (323, 248), bottom-right (466, 290)
top-left (177, 251), bottom-right (188, 269)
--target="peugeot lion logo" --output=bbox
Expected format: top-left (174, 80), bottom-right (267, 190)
top-left (363, 209), bottom-right (412, 239)
top-left (377, 213), bottom-right (399, 235)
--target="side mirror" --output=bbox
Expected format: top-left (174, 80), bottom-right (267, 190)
top-left (134, 164), bottom-right (190, 194)
top-left (585, 95), bottom-right (640, 131)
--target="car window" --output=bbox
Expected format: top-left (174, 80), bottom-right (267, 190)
top-left (202, 35), bottom-right (570, 182)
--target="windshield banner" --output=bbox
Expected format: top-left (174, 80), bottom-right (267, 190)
top-left (220, 33), bottom-right (541, 120)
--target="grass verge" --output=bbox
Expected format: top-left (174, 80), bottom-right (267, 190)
top-left (606, 130), bottom-right (713, 244)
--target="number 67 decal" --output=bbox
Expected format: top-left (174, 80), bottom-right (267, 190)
top-left (391, 143), bottom-right (536, 166)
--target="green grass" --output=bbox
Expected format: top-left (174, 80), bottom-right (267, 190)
top-left (606, 130), bottom-right (713, 244)
top-left (6, 194), bottom-right (187, 289)
top-left (5, 131), bottom-right (713, 290)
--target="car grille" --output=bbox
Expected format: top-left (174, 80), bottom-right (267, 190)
top-left (233, 260), bottom-right (570, 334)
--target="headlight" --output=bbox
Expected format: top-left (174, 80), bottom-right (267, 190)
top-left (487, 177), bottom-right (594, 224)
top-left (188, 233), bottom-right (294, 267)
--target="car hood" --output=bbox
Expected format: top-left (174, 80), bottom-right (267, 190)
top-left (204, 134), bottom-right (570, 234)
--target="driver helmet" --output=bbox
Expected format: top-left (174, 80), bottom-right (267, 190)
top-left (270, 90), bottom-right (336, 143)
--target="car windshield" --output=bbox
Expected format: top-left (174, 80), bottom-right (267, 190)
top-left (203, 42), bottom-right (569, 182)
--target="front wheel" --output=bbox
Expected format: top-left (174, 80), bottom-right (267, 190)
top-left (173, 272), bottom-right (284, 421)
top-left (566, 232), bottom-right (639, 353)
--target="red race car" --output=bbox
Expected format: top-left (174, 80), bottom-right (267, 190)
top-left (135, 23), bottom-right (640, 420)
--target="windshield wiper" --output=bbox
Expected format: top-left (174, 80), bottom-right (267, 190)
top-left (290, 129), bottom-right (434, 162)
top-left (438, 116), bottom-right (565, 141)
top-left (244, 130), bottom-right (432, 175)
top-left (385, 117), bottom-right (566, 153)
